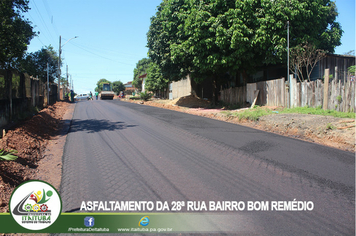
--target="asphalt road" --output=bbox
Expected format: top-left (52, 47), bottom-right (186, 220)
top-left (60, 100), bottom-right (355, 235)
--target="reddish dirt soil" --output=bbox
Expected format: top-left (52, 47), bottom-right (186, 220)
top-left (0, 101), bottom-right (71, 213)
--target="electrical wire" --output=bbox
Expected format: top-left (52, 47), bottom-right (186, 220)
top-left (26, 11), bottom-right (49, 46)
top-left (32, 1), bottom-right (55, 43)
top-left (42, 0), bottom-right (59, 37)
top-left (68, 40), bottom-right (142, 60)
top-left (66, 40), bottom-right (136, 66)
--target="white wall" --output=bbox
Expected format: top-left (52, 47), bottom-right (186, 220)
top-left (170, 75), bottom-right (192, 99)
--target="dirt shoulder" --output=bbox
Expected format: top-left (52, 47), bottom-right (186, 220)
top-left (0, 101), bottom-right (73, 213)
top-left (122, 95), bottom-right (355, 153)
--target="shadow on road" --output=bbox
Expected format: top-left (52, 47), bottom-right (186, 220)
top-left (68, 119), bottom-right (137, 133)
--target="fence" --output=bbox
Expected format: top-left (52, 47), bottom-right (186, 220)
top-left (219, 68), bottom-right (355, 113)
top-left (0, 70), bottom-right (58, 128)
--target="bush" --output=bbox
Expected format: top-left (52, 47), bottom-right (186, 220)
top-left (140, 91), bottom-right (152, 101)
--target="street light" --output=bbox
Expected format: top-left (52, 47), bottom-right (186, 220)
top-left (57, 35), bottom-right (78, 100)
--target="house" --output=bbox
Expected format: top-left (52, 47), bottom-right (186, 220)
top-left (139, 73), bottom-right (147, 92)
top-left (124, 81), bottom-right (136, 95)
top-left (248, 54), bottom-right (355, 84)
top-left (313, 54), bottom-right (355, 82)
top-left (168, 53), bottom-right (355, 102)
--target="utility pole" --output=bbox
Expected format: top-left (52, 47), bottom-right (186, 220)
top-left (47, 62), bottom-right (49, 105)
top-left (57, 35), bottom-right (61, 101)
top-left (66, 64), bottom-right (68, 98)
top-left (57, 35), bottom-right (78, 100)
top-left (287, 21), bottom-right (290, 108)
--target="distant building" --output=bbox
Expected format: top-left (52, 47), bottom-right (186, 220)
top-left (124, 81), bottom-right (136, 95)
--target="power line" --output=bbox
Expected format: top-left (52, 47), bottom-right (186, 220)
top-left (67, 41), bottom-right (135, 66)
top-left (34, 36), bottom-right (46, 47)
top-left (32, 0), bottom-right (55, 43)
top-left (27, 11), bottom-right (50, 46)
top-left (42, 0), bottom-right (60, 37)
top-left (68, 40), bottom-right (143, 59)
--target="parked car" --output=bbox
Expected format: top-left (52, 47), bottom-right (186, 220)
top-left (74, 93), bottom-right (89, 101)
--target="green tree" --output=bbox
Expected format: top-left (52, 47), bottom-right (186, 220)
top-left (95, 78), bottom-right (111, 93)
top-left (132, 58), bottom-right (151, 88)
top-left (112, 81), bottom-right (125, 95)
top-left (21, 45), bottom-right (59, 83)
top-left (145, 62), bottom-right (169, 93)
top-left (0, 0), bottom-right (36, 70)
top-left (147, 0), bottom-right (191, 82)
top-left (147, 0), bottom-right (343, 102)
top-left (0, 0), bottom-right (36, 105)
top-left (60, 76), bottom-right (67, 87)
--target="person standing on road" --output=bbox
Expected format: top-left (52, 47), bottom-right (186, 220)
top-left (70, 90), bottom-right (75, 102)
top-left (95, 91), bottom-right (99, 100)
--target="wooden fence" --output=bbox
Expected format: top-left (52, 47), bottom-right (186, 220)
top-left (219, 70), bottom-right (355, 112)
top-left (289, 77), bottom-right (355, 112)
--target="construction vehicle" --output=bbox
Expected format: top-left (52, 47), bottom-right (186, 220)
top-left (99, 83), bottom-right (115, 100)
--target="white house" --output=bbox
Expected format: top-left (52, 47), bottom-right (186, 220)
top-left (139, 73), bottom-right (147, 92)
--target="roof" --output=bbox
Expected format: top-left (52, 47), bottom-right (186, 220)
top-left (326, 53), bottom-right (355, 59)
top-left (138, 73), bottom-right (147, 79)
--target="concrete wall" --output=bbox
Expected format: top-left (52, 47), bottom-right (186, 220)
top-left (171, 75), bottom-right (192, 100)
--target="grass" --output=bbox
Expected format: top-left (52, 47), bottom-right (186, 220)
top-left (0, 149), bottom-right (18, 161)
top-left (223, 107), bottom-right (273, 121)
top-left (280, 106), bottom-right (355, 118)
top-left (225, 106), bottom-right (355, 121)
top-left (326, 123), bottom-right (336, 130)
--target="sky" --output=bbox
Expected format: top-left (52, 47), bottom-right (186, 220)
top-left (24, 0), bottom-right (355, 95)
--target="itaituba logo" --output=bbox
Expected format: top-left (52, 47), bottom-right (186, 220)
top-left (10, 180), bottom-right (62, 230)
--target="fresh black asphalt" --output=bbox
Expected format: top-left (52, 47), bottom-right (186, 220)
top-left (60, 100), bottom-right (355, 235)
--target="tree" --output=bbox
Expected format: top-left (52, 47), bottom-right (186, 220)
top-left (147, 0), bottom-right (343, 101)
top-left (145, 62), bottom-right (169, 93)
top-left (290, 42), bottom-right (326, 82)
top-left (132, 58), bottom-right (151, 88)
top-left (0, 0), bottom-right (36, 118)
top-left (21, 45), bottom-right (59, 83)
top-left (343, 50), bottom-right (355, 57)
top-left (95, 78), bottom-right (111, 93)
top-left (112, 81), bottom-right (125, 95)
top-left (348, 65), bottom-right (355, 75)
top-left (147, 0), bottom-right (191, 82)
top-left (0, 0), bottom-right (36, 69)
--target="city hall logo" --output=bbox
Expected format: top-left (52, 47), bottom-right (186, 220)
top-left (9, 180), bottom-right (62, 230)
